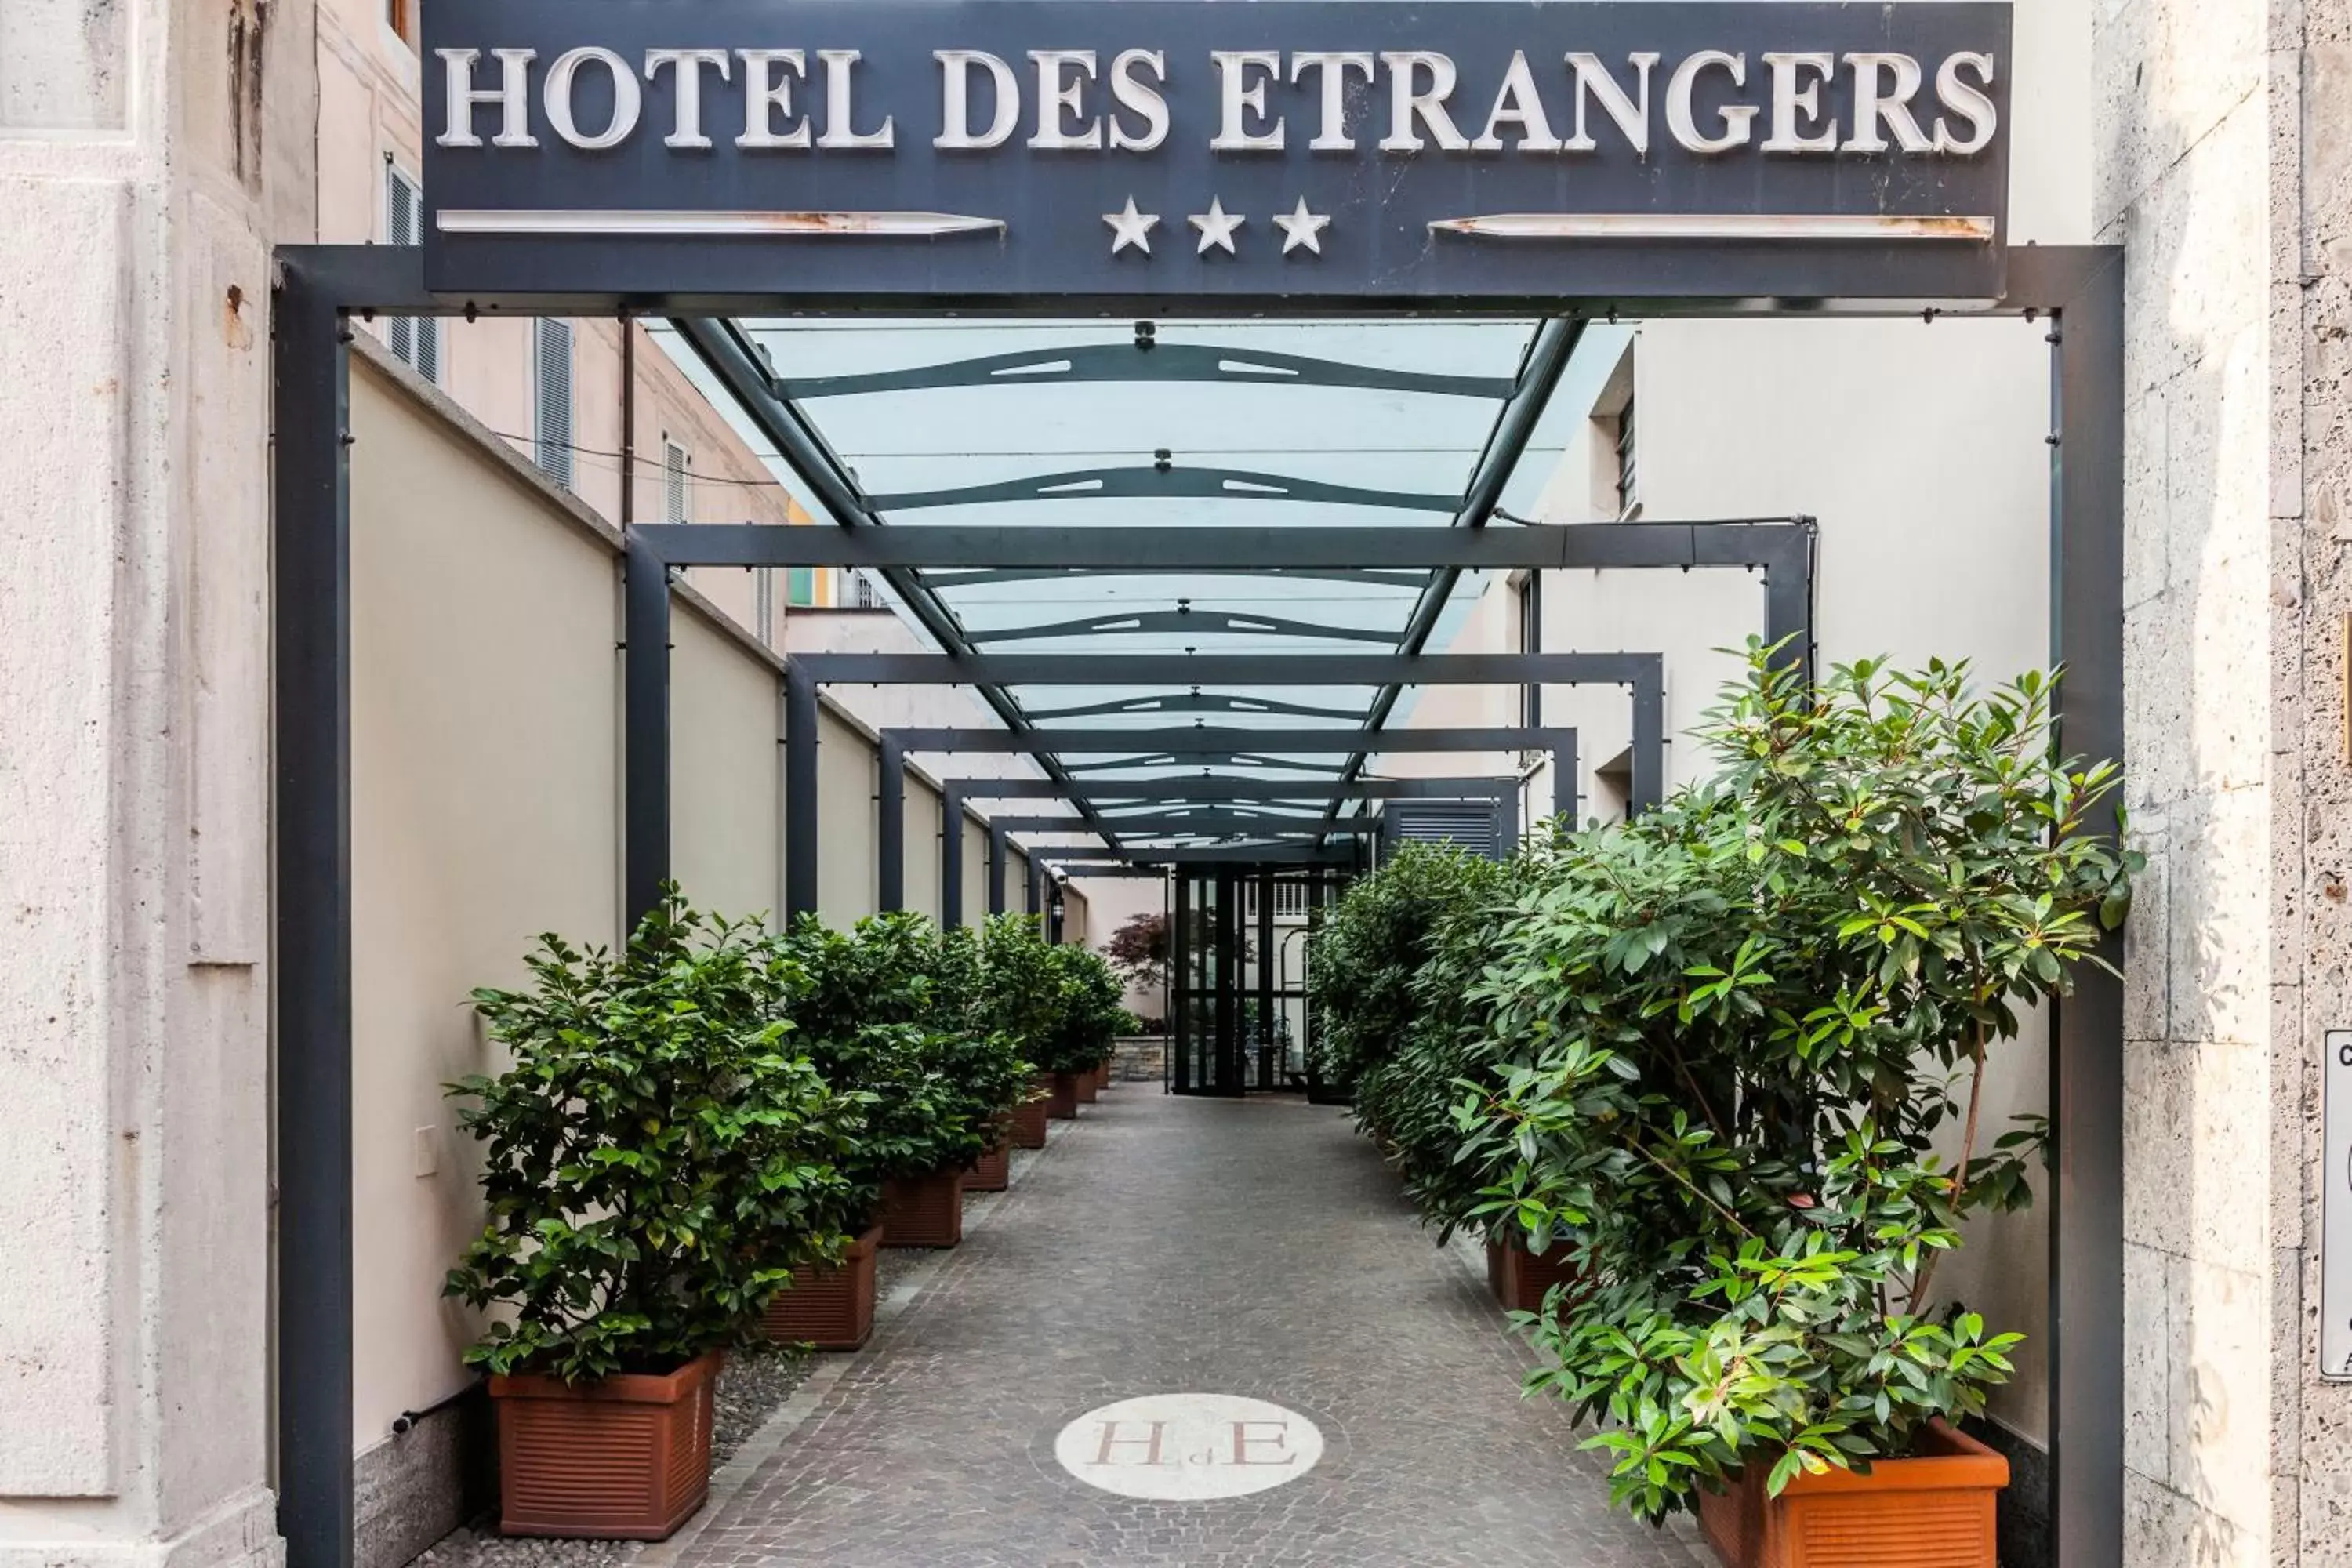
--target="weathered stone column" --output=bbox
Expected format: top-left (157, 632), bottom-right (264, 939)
top-left (0, 2), bottom-right (311, 1564)
top-left (2097, 0), bottom-right (2352, 1559)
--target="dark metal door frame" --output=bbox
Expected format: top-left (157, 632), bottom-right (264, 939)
top-left (271, 243), bottom-right (2124, 1568)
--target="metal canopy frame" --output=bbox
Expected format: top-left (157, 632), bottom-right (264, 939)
top-left (904, 724), bottom-right (1580, 923)
top-left (270, 237), bottom-right (2123, 1568)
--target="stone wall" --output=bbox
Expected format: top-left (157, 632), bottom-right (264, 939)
top-left (0, 2), bottom-right (312, 1563)
top-left (1112, 1035), bottom-right (1168, 1086)
top-left (2099, 0), bottom-right (2352, 1559)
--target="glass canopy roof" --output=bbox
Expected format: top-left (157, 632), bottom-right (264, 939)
top-left (677, 317), bottom-right (1563, 853)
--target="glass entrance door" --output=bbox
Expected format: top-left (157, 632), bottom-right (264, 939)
top-left (1171, 867), bottom-right (1243, 1095)
top-left (1171, 865), bottom-right (1347, 1097)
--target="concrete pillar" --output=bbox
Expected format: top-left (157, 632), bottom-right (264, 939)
top-left (0, 2), bottom-right (312, 1565)
top-left (2100, 0), bottom-right (2347, 1560)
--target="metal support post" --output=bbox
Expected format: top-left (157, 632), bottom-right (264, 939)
top-left (877, 735), bottom-right (906, 911)
top-left (1256, 866), bottom-right (1276, 1091)
top-left (1551, 735), bottom-right (1579, 824)
top-left (2045, 248), bottom-right (2127, 1568)
top-left (989, 822), bottom-right (1008, 916)
top-left (783, 660), bottom-right (819, 919)
top-left (942, 784), bottom-right (965, 929)
top-left (273, 261), bottom-right (356, 1568)
top-left (623, 532), bottom-right (672, 927)
top-left (1628, 665), bottom-right (1665, 813)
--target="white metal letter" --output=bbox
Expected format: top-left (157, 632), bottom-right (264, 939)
top-left (738, 49), bottom-right (811, 148)
top-left (1933, 52), bottom-right (1998, 154)
top-left (1378, 52), bottom-right (1468, 152)
top-left (437, 47), bottom-right (539, 148)
top-left (1211, 50), bottom-right (1286, 151)
top-left (1029, 50), bottom-right (1102, 150)
top-left (1664, 50), bottom-right (1755, 154)
top-left (1845, 53), bottom-right (1934, 154)
top-left (1762, 52), bottom-right (1838, 153)
top-left (545, 47), bottom-right (641, 151)
top-left (645, 49), bottom-right (731, 149)
top-left (1562, 53), bottom-right (1657, 155)
top-left (818, 49), bottom-right (895, 149)
top-left (935, 50), bottom-right (1020, 150)
top-left (1109, 49), bottom-right (1171, 151)
top-left (1291, 51), bottom-right (1374, 151)
top-left (1471, 51), bottom-right (1563, 152)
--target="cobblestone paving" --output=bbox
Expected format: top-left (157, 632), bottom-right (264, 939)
top-left (678, 1092), bottom-right (1698, 1568)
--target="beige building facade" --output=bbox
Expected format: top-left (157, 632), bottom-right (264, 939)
top-left (1, 2), bottom-right (2347, 1566)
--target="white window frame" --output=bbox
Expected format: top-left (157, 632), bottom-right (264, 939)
top-left (382, 160), bottom-right (441, 384)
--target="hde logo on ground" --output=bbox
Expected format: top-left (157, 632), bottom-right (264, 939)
top-left (1053, 1393), bottom-right (1327, 1501)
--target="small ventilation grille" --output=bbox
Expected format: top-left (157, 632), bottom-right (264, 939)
top-left (1384, 804), bottom-right (1501, 859)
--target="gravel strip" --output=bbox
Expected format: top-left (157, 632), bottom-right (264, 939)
top-left (405, 1352), bottom-right (814, 1568)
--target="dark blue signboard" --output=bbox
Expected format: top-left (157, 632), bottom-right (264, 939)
top-left (421, 2), bottom-right (2014, 306)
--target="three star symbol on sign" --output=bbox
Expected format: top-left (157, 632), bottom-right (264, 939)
top-left (1103, 196), bottom-right (1331, 258)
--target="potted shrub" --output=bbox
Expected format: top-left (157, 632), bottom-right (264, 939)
top-left (448, 897), bottom-right (862, 1539)
top-left (1464, 651), bottom-right (2135, 1566)
top-left (1008, 1076), bottom-right (1052, 1147)
top-left (771, 913), bottom-right (1029, 1250)
top-left (981, 915), bottom-right (1117, 1118)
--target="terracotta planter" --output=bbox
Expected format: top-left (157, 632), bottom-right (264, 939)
top-left (1009, 1086), bottom-right (1051, 1149)
top-left (965, 1138), bottom-right (1011, 1192)
top-left (881, 1165), bottom-right (964, 1248)
top-left (1073, 1068), bottom-right (1100, 1104)
top-left (1047, 1071), bottom-right (1082, 1120)
top-left (1697, 1419), bottom-right (2008, 1568)
top-left (1486, 1234), bottom-right (1584, 1316)
top-left (488, 1348), bottom-right (720, 1540)
top-left (1094, 1061), bottom-right (1113, 1091)
top-left (760, 1225), bottom-right (880, 1352)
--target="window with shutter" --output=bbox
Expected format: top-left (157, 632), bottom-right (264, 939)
top-left (535, 321), bottom-right (575, 488)
top-left (662, 439), bottom-right (691, 523)
top-left (1613, 394), bottom-right (1639, 518)
top-left (786, 567), bottom-right (817, 606)
top-left (383, 165), bottom-right (441, 383)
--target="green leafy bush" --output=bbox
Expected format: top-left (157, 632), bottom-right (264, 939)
top-left (1307, 840), bottom-right (1503, 1102)
top-left (760, 910), bottom-right (1031, 1203)
top-left (1464, 648), bottom-right (2136, 1521)
top-left (980, 913), bottom-right (1125, 1075)
top-left (1347, 842), bottom-right (1529, 1239)
top-left (445, 896), bottom-right (866, 1382)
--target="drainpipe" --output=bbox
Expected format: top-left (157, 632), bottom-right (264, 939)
top-left (619, 313), bottom-right (635, 526)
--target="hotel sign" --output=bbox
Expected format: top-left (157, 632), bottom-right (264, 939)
top-left (421, 2), bottom-right (2013, 303)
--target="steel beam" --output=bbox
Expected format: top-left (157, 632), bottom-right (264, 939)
top-left (1059, 752), bottom-right (1345, 776)
top-left (775, 339), bottom-right (1516, 402)
top-left (273, 256), bottom-right (355, 1568)
top-left (936, 775), bottom-right (1523, 805)
top-left (2045, 245), bottom-right (2127, 1568)
top-left (964, 608), bottom-right (1399, 646)
top-left (800, 650), bottom-right (1660, 691)
top-left (1018, 691), bottom-right (1374, 724)
top-left (869, 463), bottom-right (1457, 514)
top-left (987, 814), bottom-right (1385, 837)
top-left (628, 519), bottom-right (1811, 572)
top-left (924, 565), bottom-right (1428, 590)
top-left (1042, 845), bottom-right (1361, 866)
top-left (887, 724), bottom-right (1584, 754)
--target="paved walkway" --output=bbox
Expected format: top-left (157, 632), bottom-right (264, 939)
top-left (677, 1091), bottom-right (1698, 1568)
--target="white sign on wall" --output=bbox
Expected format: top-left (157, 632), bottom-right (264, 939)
top-left (2325, 1030), bottom-right (2352, 1380)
